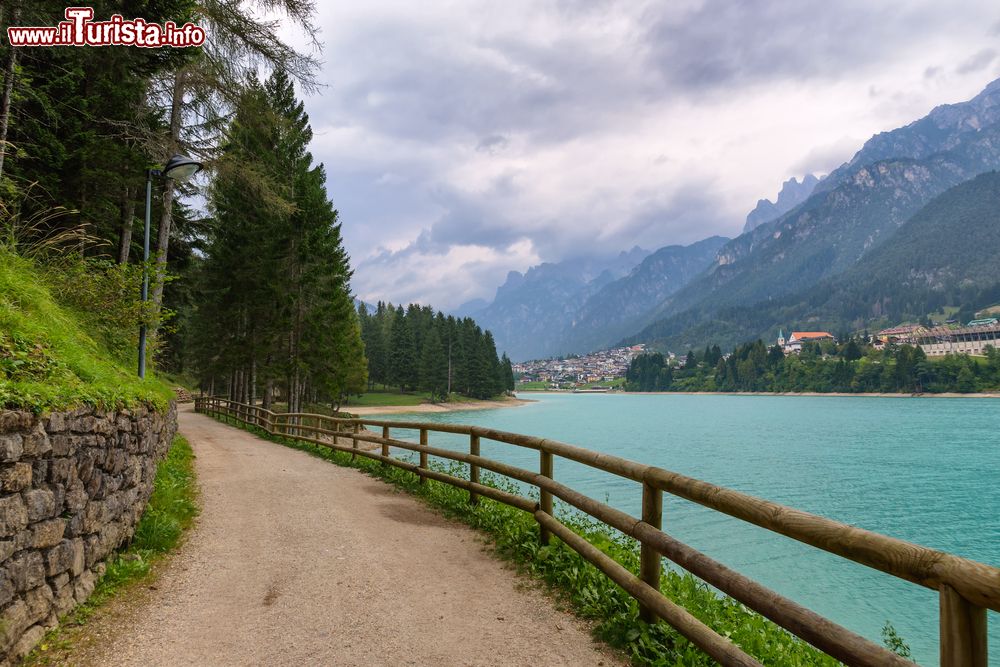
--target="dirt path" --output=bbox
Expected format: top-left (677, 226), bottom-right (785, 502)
top-left (65, 405), bottom-right (622, 666)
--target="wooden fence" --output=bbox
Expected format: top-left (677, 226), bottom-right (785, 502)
top-left (194, 396), bottom-right (998, 667)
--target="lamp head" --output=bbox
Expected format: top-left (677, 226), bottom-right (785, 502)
top-left (162, 154), bottom-right (203, 182)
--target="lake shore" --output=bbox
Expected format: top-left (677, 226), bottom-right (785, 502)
top-left (517, 389), bottom-right (1000, 398)
top-left (348, 396), bottom-right (534, 415)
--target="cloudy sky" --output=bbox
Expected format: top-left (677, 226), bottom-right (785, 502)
top-left (293, 0), bottom-right (1000, 311)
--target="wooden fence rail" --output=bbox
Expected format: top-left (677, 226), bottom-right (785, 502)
top-left (194, 396), bottom-right (998, 667)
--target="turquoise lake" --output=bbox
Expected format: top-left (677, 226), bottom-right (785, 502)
top-left (372, 393), bottom-right (1000, 666)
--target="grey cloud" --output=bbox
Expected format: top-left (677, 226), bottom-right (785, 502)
top-left (476, 134), bottom-right (509, 153)
top-left (309, 8), bottom-right (657, 148)
top-left (641, 1), bottom-right (939, 93)
top-left (956, 49), bottom-right (997, 74)
top-left (618, 183), bottom-right (732, 249)
top-left (791, 136), bottom-right (859, 175)
top-left (426, 192), bottom-right (526, 251)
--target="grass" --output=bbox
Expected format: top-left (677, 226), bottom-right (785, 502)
top-left (158, 371), bottom-right (200, 392)
top-left (343, 389), bottom-right (506, 408)
top-left (0, 247), bottom-right (173, 412)
top-left (926, 306), bottom-right (960, 324)
top-left (580, 378), bottom-right (626, 389)
top-left (210, 412), bottom-right (910, 665)
top-left (344, 391), bottom-right (427, 407)
top-left (515, 381), bottom-right (553, 390)
top-left (23, 435), bottom-right (199, 665)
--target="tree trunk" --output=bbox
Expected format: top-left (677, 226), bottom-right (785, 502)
top-left (250, 354), bottom-right (257, 405)
top-left (151, 70), bottom-right (185, 316)
top-left (117, 185), bottom-right (136, 264)
top-left (263, 377), bottom-right (273, 410)
top-left (0, 4), bottom-right (20, 184)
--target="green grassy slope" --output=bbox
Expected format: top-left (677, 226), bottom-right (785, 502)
top-left (0, 248), bottom-right (172, 411)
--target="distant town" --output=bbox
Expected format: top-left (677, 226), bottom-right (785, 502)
top-left (515, 315), bottom-right (1000, 390)
top-left (513, 345), bottom-right (647, 389)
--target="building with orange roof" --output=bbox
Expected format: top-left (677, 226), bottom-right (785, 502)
top-left (782, 331), bottom-right (835, 354)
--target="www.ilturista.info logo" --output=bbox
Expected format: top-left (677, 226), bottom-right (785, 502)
top-left (6, 7), bottom-right (205, 48)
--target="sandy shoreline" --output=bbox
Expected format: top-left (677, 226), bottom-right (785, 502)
top-left (347, 396), bottom-right (534, 415)
top-left (596, 390), bottom-right (1000, 399)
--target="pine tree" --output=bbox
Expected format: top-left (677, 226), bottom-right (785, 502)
top-left (419, 327), bottom-right (449, 400)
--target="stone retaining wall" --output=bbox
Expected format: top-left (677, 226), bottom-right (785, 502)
top-left (0, 402), bottom-right (177, 663)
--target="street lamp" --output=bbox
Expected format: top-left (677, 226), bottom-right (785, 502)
top-left (138, 154), bottom-right (203, 379)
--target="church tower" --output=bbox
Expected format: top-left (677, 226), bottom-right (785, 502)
top-left (777, 329), bottom-right (786, 347)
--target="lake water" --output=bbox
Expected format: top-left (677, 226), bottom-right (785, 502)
top-left (371, 393), bottom-right (1000, 666)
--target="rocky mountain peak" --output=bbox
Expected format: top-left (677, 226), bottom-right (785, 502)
top-left (743, 174), bottom-right (821, 233)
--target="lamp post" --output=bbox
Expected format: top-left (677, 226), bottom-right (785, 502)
top-left (139, 154), bottom-right (203, 379)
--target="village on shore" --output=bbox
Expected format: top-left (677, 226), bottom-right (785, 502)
top-left (515, 315), bottom-right (1000, 391)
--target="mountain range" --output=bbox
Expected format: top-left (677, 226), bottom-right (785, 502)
top-left (462, 77), bottom-right (1000, 361)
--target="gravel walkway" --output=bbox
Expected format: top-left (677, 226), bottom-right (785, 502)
top-left (64, 405), bottom-right (622, 666)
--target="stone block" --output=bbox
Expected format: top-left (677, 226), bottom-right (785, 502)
top-left (0, 411), bottom-right (32, 434)
top-left (0, 436), bottom-right (22, 463)
top-left (44, 412), bottom-right (66, 434)
top-left (47, 458), bottom-right (73, 486)
top-left (30, 519), bottom-right (65, 549)
top-left (48, 484), bottom-right (65, 515)
top-left (23, 585), bottom-right (53, 625)
top-left (51, 574), bottom-right (75, 616)
top-left (68, 415), bottom-right (97, 434)
top-left (0, 496), bottom-right (27, 538)
top-left (84, 472), bottom-right (104, 500)
top-left (5, 551), bottom-right (44, 592)
top-left (69, 539), bottom-right (85, 577)
top-left (0, 540), bottom-right (14, 563)
top-left (64, 512), bottom-right (86, 538)
top-left (10, 624), bottom-right (46, 662)
top-left (20, 424), bottom-right (50, 458)
top-left (63, 482), bottom-right (87, 514)
top-left (30, 461), bottom-right (48, 485)
top-left (0, 600), bottom-right (29, 653)
top-left (84, 533), bottom-right (105, 568)
top-left (0, 465), bottom-right (31, 493)
top-left (44, 540), bottom-right (75, 577)
top-left (93, 416), bottom-right (114, 435)
top-left (11, 529), bottom-right (31, 551)
top-left (48, 434), bottom-right (73, 457)
top-left (106, 450), bottom-right (127, 475)
top-left (0, 572), bottom-right (13, 608)
top-left (72, 569), bottom-right (95, 604)
top-left (22, 489), bottom-right (56, 522)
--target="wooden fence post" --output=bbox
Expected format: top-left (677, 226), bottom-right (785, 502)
top-left (381, 426), bottom-right (390, 463)
top-left (351, 422), bottom-right (359, 461)
top-left (940, 584), bottom-right (987, 667)
top-left (639, 482), bottom-right (663, 623)
top-left (469, 434), bottom-right (480, 505)
top-left (419, 428), bottom-right (428, 483)
top-left (539, 451), bottom-right (554, 545)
